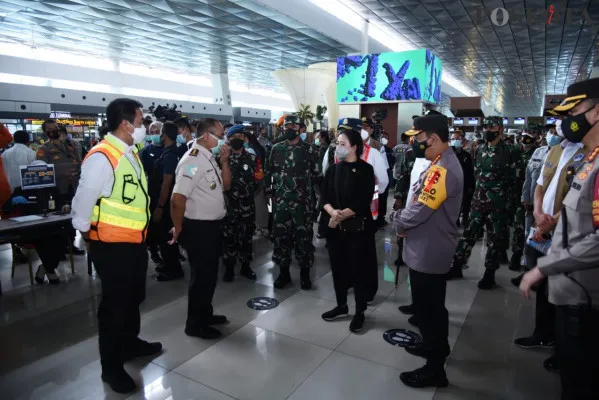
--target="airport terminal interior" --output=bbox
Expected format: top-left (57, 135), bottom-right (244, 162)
top-left (0, 0), bottom-right (598, 399)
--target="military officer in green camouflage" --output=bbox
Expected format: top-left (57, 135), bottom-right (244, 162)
top-left (267, 114), bottom-right (319, 290)
top-left (449, 116), bottom-right (523, 289)
top-left (221, 125), bottom-right (258, 282)
top-left (509, 132), bottom-right (539, 271)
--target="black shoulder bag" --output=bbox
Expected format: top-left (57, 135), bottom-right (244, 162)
top-left (334, 163), bottom-right (366, 233)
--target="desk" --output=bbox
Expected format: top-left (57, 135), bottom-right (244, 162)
top-left (0, 214), bottom-right (75, 295)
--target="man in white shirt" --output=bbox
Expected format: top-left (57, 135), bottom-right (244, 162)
top-left (1, 130), bottom-right (36, 192)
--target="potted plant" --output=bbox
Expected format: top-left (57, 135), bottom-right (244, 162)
top-left (315, 105), bottom-right (327, 130)
top-left (297, 104), bottom-right (315, 131)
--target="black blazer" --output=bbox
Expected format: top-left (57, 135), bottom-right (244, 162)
top-left (320, 160), bottom-right (375, 232)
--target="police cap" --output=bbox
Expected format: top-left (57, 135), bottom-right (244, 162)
top-left (550, 77), bottom-right (599, 115)
top-left (405, 114), bottom-right (449, 137)
top-left (337, 118), bottom-right (362, 133)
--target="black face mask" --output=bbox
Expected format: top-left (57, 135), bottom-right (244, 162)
top-left (284, 128), bottom-right (298, 141)
top-left (562, 108), bottom-right (597, 143)
top-left (484, 130), bottom-right (499, 142)
top-left (411, 137), bottom-right (430, 159)
top-left (46, 130), bottom-right (60, 139)
top-left (229, 138), bottom-right (244, 151)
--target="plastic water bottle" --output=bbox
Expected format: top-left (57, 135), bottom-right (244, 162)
top-left (48, 195), bottom-right (55, 211)
top-left (384, 238), bottom-right (391, 255)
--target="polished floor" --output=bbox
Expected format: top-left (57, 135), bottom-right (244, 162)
top-left (0, 223), bottom-right (561, 399)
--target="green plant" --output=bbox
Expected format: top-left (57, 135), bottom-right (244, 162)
top-left (297, 103), bottom-right (315, 127)
top-left (316, 105), bottom-right (327, 122)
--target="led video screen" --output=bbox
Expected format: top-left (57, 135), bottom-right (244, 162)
top-left (514, 117), bottom-right (526, 125)
top-left (453, 118), bottom-right (464, 125)
top-left (468, 118), bottom-right (480, 125)
top-left (503, 118), bottom-right (509, 125)
top-left (337, 49), bottom-right (442, 104)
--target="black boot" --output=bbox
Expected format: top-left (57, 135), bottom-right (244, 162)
top-left (300, 268), bottom-right (312, 290)
top-left (400, 364), bottom-right (448, 388)
top-left (101, 366), bottom-right (136, 393)
top-left (478, 269), bottom-right (496, 290)
top-left (240, 263), bottom-right (257, 280)
top-left (223, 264), bottom-right (235, 282)
top-left (499, 251), bottom-right (509, 264)
top-left (274, 268), bottom-right (292, 289)
top-left (509, 254), bottom-right (523, 271)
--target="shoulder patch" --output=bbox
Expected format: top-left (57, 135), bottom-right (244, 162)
top-left (417, 165), bottom-right (448, 210)
top-left (190, 149), bottom-right (199, 157)
top-left (573, 153), bottom-right (584, 163)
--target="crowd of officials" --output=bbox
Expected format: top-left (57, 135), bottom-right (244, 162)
top-left (0, 77), bottom-right (598, 399)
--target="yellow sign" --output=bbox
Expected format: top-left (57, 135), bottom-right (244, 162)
top-left (27, 118), bottom-right (96, 126)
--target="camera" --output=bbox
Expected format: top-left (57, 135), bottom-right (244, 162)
top-left (370, 108), bottom-right (388, 140)
top-left (149, 104), bottom-right (182, 122)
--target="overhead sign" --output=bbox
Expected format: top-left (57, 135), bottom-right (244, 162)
top-left (27, 119), bottom-right (96, 127)
top-left (453, 118), bottom-right (464, 125)
top-left (20, 163), bottom-right (56, 190)
top-left (50, 111), bottom-right (71, 119)
top-left (468, 117), bottom-right (480, 125)
top-left (503, 117), bottom-right (509, 125)
top-left (336, 49), bottom-right (442, 104)
top-left (545, 117), bottom-right (557, 125)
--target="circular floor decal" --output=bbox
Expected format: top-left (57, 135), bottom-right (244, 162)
top-left (383, 329), bottom-right (422, 348)
top-left (247, 297), bottom-right (279, 310)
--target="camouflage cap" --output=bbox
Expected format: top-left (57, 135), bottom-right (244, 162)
top-left (284, 114), bottom-right (299, 126)
top-left (482, 116), bottom-right (503, 127)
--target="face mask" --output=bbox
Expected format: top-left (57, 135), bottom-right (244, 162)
top-left (244, 142), bottom-right (249, 149)
top-left (315, 138), bottom-right (320, 146)
top-left (546, 133), bottom-right (561, 147)
top-left (335, 145), bottom-right (349, 160)
top-left (561, 108), bottom-right (597, 143)
top-left (211, 135), bottom-right (226, 155)
top-left (150, 134), bottom-right (161, 145)
top-left (450, 139), bottom-right (462, 148)
top-left (555, 120), bottom-right (564, 137)
top-left (360, 129), bottom-right (369, 141)
top-left (300, 132), bottom-right (307, 141)
top-left (284, 128), bottom-right (298, 141)
top-left (411, 137), bottom-right (430, 159)
top-left (176, 134), bottom-right (186, 145)
top-left (46, 130), bottom-right (60, 139)
top-left (230, 138), bottom-right (244, 151)
top-left (381, 137), bottom-right (389, 146)
top-left (484, 130), bottom-right (498, 142)
top-left (128, 122), bottom-right (146, 144)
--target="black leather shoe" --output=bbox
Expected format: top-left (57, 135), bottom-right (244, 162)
top-left (543, 355), bottom-right (560, 372)
top-left (185, 325), bottom-right (222, 339)
top-left (274, 272), bottom-right (292, 289)
top-left (208, 315), bottom-right (228, 326)
top-left (398, 304), bottom-right (414, 315)
top-left (124, 340), bottom-right (162, 361)
top-left (101, 366), bottom-right (136, 394)
top-left (349, 312), bottom-right (365, 333)
top-left (399, 365), bottom-right (448, 388)
top-left (156, 271), bottom-right (184, 282)
top-left (408, 315), bottom-right (420, 328)
top-left (240, 264), bottom-right (257, 280)
top-left (300, 269), bottom-right (312, 290)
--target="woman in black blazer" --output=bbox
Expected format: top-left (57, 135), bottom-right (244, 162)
top-left (320, 127), bottom-right (375, 333)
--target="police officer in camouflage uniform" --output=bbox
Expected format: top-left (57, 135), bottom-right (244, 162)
top-left (267, 114), bottom-right (319, 290)
top-left (449, 116), bottom-right (523, 289)
top-left (509, 131), bottom-right (539, 271)
top-left (222, 125), bottom-right (258, 282)
top-left (392, 132), bottom-right (415, 266)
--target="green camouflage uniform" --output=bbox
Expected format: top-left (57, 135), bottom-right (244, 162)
top-left (393, 144), bottom-right (415, 203)
top-left (222, 150), bottom-right (257, 268)
top-left (510, 144), bottom-right (537, 263)
top-left (453, 140), bottom-right (522, 270)
top-left (267, 139), bottom-right (319, 269)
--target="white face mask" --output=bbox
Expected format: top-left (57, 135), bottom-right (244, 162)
top-left (128, 121), bottom-right (146, 144)
top-left (381, 137), bottom-right (389, 146)
top-left (360, 129), bottom-right (369, 141)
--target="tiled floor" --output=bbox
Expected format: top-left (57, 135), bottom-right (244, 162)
top-left (0, 224), bottom-right (561, 400)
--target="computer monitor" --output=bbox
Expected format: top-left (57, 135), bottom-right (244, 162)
top-left (20, 163), bottom-right (56, 190)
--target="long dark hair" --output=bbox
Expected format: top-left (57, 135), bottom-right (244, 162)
top-left (338, 129), bottom-right (364, 159)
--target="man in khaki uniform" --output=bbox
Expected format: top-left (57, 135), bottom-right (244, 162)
top-left (520, 77), bottom-right (599, 400)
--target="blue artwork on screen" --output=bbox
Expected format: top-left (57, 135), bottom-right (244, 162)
top-left (336, 49), bottom-right (442, 104)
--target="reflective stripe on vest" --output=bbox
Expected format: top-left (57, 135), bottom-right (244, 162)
top-left (85, 135), bottom-right (149, 243)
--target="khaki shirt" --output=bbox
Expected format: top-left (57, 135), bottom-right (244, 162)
top-left (36, 140), bottom-right (81, 194)
top-left (173, 142), bottom-right (226, 221)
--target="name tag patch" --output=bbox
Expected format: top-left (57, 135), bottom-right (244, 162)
top-left (573, 153), bottom-right (584, 162)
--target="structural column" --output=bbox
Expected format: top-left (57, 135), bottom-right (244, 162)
top-left (211, 73), bottom-right (232, 106)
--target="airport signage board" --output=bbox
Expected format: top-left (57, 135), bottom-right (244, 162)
top-left (337, 49), bottom-right (442, 104)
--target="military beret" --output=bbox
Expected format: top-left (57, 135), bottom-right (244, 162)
top-left (284, 114), bottom-right (299, 125)
top-left (550, 77), bottom-right (599, 115)
top-left (227, 124), bottom-right (245, 137)
top-left (337, 118), bottom-right (362, 133)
